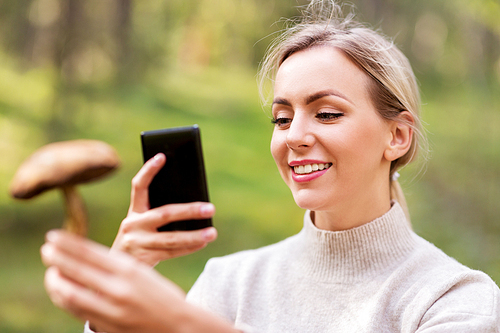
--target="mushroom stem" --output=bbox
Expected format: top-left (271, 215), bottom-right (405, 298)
top-left (61, 186), bottom-right (88, 236)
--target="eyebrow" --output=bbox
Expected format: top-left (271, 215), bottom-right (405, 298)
top-left (305, 90), bottom-right (353, 105)
top-left (272, 97), bottom-right (292, 107)
top-left (272, 89), bottom-right (353, 107)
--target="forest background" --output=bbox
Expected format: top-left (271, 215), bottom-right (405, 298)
top-left (0, 0), bottom-right (499, 331)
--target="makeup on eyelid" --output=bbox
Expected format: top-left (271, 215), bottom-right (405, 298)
top-left (271, 112), bottom-right (343, 128)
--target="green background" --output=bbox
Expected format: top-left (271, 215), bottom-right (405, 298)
top-left (0, 0), bottom-right (499, 331)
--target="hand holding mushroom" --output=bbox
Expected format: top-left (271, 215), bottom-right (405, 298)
top-left (9, 140), bottom-right (121, 236)
top-left (9, 139), bottom-right (225, 332)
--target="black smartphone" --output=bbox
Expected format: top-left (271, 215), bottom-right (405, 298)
top-left (141, 125), bottom-right (212, 231)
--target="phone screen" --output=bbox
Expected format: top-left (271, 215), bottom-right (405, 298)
top-left (141, 125), bottom-right (212, 231)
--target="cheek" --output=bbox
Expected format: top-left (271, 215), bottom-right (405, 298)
top-left (330, 118), bottom-right (389, 166)
top-left (270, 131), bottom-right (291, 182)
top-left (347, 120), bottom-right (390, 164)
top-left (270, 130), bottom-right (285, 162)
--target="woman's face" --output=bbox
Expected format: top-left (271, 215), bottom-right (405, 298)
top-left (270, 46), bottom-right (394, 228)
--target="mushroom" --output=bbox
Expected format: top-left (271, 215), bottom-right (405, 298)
top-left (9, 139), bottom-right (120, 236)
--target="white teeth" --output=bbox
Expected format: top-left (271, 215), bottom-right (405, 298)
top-left (293, 163), bottom-right (331, 175)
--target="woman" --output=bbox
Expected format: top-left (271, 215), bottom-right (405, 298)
top-left (41, 1), bottom-right (500, 332)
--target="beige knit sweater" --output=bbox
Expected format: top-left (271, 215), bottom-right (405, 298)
top-left (186, 203), bottom-right (500, 332)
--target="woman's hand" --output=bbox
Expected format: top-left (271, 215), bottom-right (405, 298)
top-left (112, 153), bottom-right (217, 266)
top-left (41, 230), bottom-right (238, 333)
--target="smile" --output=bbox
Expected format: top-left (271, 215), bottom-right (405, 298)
top-left (293, 163), bottom-right (332, 175)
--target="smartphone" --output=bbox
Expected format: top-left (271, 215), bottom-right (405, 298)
top-left (141, 125), bottom-right (212, 231)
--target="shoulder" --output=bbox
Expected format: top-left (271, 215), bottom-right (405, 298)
top-left (418, 268), bottom-right (500, 331)
top-left (407, 235), bottom-right (498, 300)
top-left (409, 235), bottom-right (492, 282)
top-left (186, 234), bottom-right (300, 317)
top-left (399, 235), bottom-right (500, 331)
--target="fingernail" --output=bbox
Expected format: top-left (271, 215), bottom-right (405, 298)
top-left (46, 230), bottom-right (58, 242)
top-left (41, 243), bottom-right (54, 258)
top-left (200, 203), bottom-right (215, 216)
top-left (152, 153), bottom-right (164, 166)
top-left (202, 227), bottom-right (217, 241)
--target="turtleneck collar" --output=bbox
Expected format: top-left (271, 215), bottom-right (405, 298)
top-left (294, 202), bottom-right (417, 283)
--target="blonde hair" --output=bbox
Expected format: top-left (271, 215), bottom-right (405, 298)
top-left (258, 0), bottom-right (427, 221)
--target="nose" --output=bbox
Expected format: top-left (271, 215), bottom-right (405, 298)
top-left (285, 114), bottom-right (315, 150)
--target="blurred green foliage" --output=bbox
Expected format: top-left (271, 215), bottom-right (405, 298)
top-left (0, 0), bottom-right (499, 331)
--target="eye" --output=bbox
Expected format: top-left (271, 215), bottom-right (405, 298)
top-left (316, 112), bottom-right (343, 121)
top-left (271, 117), bottom-right (292, 128)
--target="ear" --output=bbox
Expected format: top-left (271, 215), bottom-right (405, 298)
top-left (384, 111), bottom-right (414, 162)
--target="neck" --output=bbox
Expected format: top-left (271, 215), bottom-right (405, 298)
top-left (297, 202), bottom-right (416, 282)
top-left (313, 196), bottom-right (392, 231)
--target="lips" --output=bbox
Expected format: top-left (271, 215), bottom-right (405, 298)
top-left (289, 160), bottom-right (332, 182)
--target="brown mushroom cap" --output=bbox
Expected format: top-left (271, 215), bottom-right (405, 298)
top-left (9, 139), bottom-right (121, 199)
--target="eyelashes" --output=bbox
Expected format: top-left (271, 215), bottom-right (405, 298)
top-left (271, 117), bottom-right (291, 126)
top-left (272, 112), bottom-right (344, 127)
top-left (315, 112), bottom-right (343, 121)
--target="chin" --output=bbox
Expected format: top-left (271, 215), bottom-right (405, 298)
top-left (291, 191), bottom-right (331, 212)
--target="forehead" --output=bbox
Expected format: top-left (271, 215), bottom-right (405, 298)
top-left (274, 46), bottom-right (371, 101)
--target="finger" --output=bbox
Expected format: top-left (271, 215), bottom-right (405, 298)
top-left (44, 266), bottom-right (125, 332)
top-left (125, 202), bottom-right (215, 231)
top-left (129, 153), bottom-right (166, 213)
top-left (44, 266), bottom-right (81, 314)
top-left (127, 243), bottom-right (208, 266)
top-left (128, 227), bottom-right (216, 263)
top-left (44, 266), bottom-right (103, 319)
top-left (42, 230), bottom-right (139, 277)
top-left (42, 235), bottom-right (114, 281)
top-left (115, 226), bottom-right (216, 266)
top-left (41, 231), bottom-right (189, 332)
top-left (150, 243), bottom-right (209, 260)
top-left (142, 227), bottom-right (217, 250)
top-left (112, 227), bottom-right (216, 266)
top-left (41, 232), bottom-right (152, 317)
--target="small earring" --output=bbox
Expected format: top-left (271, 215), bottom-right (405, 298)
top-left (391, 171), bottom-right (400, 181)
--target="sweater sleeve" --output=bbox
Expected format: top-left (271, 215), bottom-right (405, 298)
top-left (186, 257), bottom-right (236, 319)
top-left (187, 256), bottom-right (258, 333)
top-left (416, 272), bottom-right (500, 333)
top-left (83, 321), bottom-right (97, 333)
